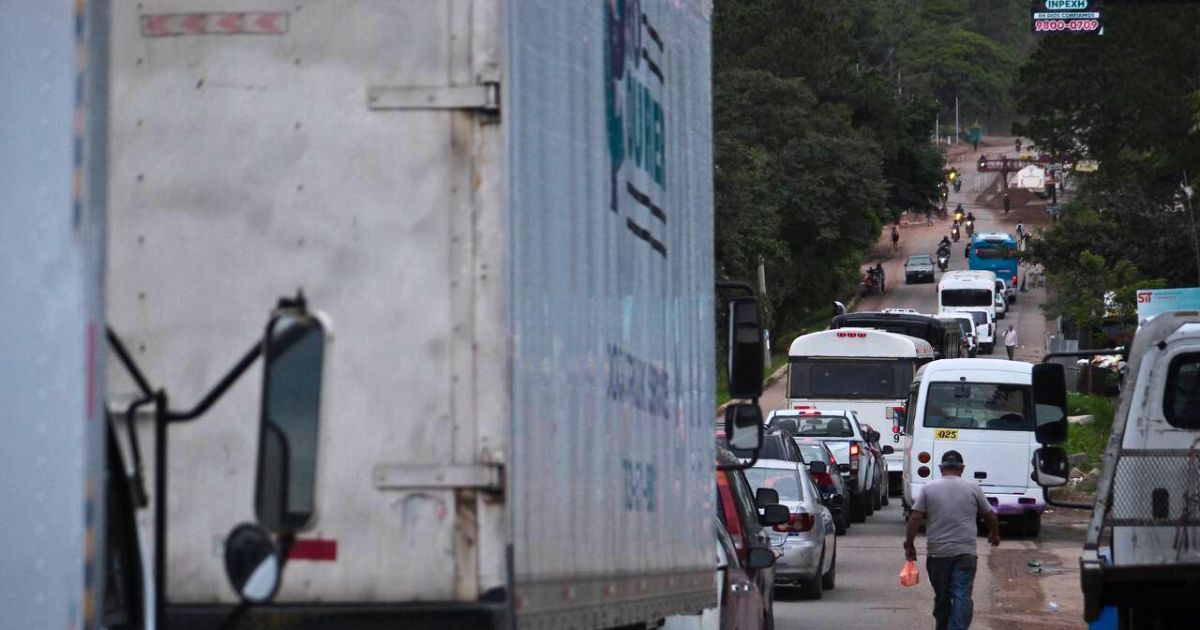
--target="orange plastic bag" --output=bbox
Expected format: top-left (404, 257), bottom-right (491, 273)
top-left (899, 560), bottom-right (920, 587)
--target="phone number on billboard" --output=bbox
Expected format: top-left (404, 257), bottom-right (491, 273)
top-left (1034, 18), bottom-right (1099, 32)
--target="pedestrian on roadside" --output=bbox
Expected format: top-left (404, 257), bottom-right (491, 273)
top-left (904, 451), bottom-right (1000, 630)
top-left (926, 207), bottom-right (933, 226)
top-left (1002, 192), bottom-right (1010, 215)
top-left (1005, 325), bottom-right (1018, 360)
top-left (891, 224), bottom-right (901, 252)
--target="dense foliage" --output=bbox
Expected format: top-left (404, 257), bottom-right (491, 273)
top-left (1016, 5), bottom-right (1200, 344)
top-left (713, 0), bottom-right (1032, 333)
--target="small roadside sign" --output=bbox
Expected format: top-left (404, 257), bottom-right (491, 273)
top-left (1031, 0), bottom-right (1102, 35)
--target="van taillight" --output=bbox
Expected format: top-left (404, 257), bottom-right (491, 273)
top-left (1011, 274), bottom-right (1018, 285)
top-left (918, 451), bottom-right (931, 464)
top-left (918, 466), bottom-right (931, 478)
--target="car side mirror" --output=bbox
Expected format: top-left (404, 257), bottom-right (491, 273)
top-left (746, 547), bottom-right (777, 570)
top-left (1032, 363), bottom-right (1068, 445)
top-left (727, 297), bottom-right (764, 399)
top-left (255, 306), bottom-right (326, 532)
top-left (809, 461), bottom-right (828, 475)
top-left (760, 504), bottom-right (790, 527)
top-left (223, 523), bottom-right (282, 603)
top-left (825, 493), bottom-right (844, 508)
top-left (725, 403), bottom-right (764, 452)
top-left (882, 445), bottom-right (895, 455)
top-left (838, 463), bottom-right (851, 473)
top-left (755, 487), bottom-right (779, 508)
top-left (1032, 447), bottom-right (1069, 488)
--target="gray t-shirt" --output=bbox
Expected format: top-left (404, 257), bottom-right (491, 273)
top-left (913, 475), bottom-right (991, 557)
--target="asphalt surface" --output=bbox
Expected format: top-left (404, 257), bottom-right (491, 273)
top-left (763, 139), bottom-right (1087, 628)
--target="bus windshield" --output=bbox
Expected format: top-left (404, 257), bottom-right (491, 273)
top-left (922, 382), bottom-right (1032, 431)
top-left (789, 358), bottom-right (913, 399)
top-left (941, 289), bottom-right (993, 307)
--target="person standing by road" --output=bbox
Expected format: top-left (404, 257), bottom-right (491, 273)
top-left (1002, 192), bottom-right (1011, 215)
top-left (1004, 325), bottom-right (1018, 360)
top-left (891, 223), bottom-right (901, 251)
top-left (904, 451), bottom-right (1000, 630)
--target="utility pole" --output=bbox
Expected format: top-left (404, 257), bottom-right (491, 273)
top-left (1184, 171), bottom-right (1200, 286)
top-left (955, 96), bottom-right (960, 145)
top-left (934, 113), bottom-right (939, 144)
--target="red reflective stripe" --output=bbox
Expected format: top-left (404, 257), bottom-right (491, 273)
top-left (289, 538), bottom-right (338, 561)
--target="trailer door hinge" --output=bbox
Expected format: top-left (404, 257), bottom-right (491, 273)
top-left (368, 82), bottom-right (500, 112)
top-left (373, 463), bottom-right (504, 492)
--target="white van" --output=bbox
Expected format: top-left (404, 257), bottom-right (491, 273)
top-left (939, 270), bottom-right (998, 353)
top-left (901, 359), bottom-right (1045, 536)
top-left (788, 328), bottom-right (935, 492)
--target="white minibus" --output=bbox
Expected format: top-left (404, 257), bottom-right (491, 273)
top-left (787, 328), bottom-right (935, 492)
top-left (901, 359), bottom-right (1045, 536)
top-left (938, 270), bottom-right (998, 354)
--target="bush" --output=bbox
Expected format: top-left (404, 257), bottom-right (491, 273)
top-left (1066, 393), bottom-right (1116, 470)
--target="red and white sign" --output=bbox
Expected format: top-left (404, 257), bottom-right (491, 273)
top-left (141, 12), bottom-right (288, 37)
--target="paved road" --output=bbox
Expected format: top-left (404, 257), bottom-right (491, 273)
top-left (765, 139), bottom-right (1087, 628)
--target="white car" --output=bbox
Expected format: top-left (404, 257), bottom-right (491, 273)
top-left (994, 284), bottom-right (1007, 319)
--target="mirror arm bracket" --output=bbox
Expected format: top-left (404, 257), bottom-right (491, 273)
top-left (164, 341), bottom-right (263, 423)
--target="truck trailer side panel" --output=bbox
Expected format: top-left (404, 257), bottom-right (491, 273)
top-left (508, 0), bottom-right (716, 624)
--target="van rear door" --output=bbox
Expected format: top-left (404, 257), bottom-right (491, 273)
top-left (921, 379), bottom-right (1033, 491)
top-left (931, 430), bottom-right (1031, 491)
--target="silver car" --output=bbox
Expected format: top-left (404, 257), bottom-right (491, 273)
top-left (744, 459), bottom-right (837, 599)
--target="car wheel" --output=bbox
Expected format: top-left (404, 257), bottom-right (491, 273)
top-left (1025, 512), bottom-right (1042, 538)
top-left (881, 488), bottom-right (890, 507)
top-left (835, 512), bottom-right (848, 535)
top-left (865, 491), bottom-right (875, 516)
top-left (822, 547), bottom-right (837, 590)
top-left (802, 550), bottom-right (824, 600)
top-left (850, 493), bottom-right (867, 523)
top-left (872, 487), bottom-right (882, 511)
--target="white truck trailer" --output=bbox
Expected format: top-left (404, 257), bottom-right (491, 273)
top-left (95, 0), bottom-right (738, 628)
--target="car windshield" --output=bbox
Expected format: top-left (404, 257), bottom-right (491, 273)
top-left (909, 256), bottom-right (932, 265)
top-left (729, 434), bottom-right (789, 462)
top-left (923, 382), bottom-right (1033, 431)
top-left (789, 358), bottom-right (913, 399)
top-left (773, 414), bottom-right (854, 438)
top-left (744, 468), bottom-right (804, 501)
top-left (942, 289), bottom-right (993, 307)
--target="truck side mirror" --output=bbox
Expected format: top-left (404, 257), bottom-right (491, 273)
top-left (760, 504), bottom-right (790, 527)
top-left (223, 523), bottom-right (282, 603)
top-left (1032, 447), bottom-right (1069, 488)
top-left (809, 461), bottom-right (828, 475)
top-left (725, 403), bottom-right (763, 452)
top-left (255, 308), bottom-right (326, 532)
top-left (755, 487), bottom-right (779, 508)
top-left (1032, 363), bottom-right (1068, 445)
top-left (727, 297), bottom-right (764, 399)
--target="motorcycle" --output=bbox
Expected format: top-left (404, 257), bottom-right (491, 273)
top-left (965, 219), bottom-right (975, 237)
top-left (951, 224), bottom-right (960, 242)
top-left (953, 208), bottom-right (965, 224)
top-left (937, 251), bottom-right (949, 271)
top-left (860, 271), bottom-right (880, 297)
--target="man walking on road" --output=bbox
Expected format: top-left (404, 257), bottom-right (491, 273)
top-left (891, 223), bottom-right (901, 251)
top-left (904, 451), bottom-right (1000, 630)
top-left (1004, 325), bottom-right (1018, 360)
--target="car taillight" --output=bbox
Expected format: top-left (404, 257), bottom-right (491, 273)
top-left (961, 338), bottom-right (968, 347)
top-left (849, 443), bottom-right (860, 470)
top-left (774, 512), bottom-right (815, 533)
top-left (918, 451), bottom-right (931, 464)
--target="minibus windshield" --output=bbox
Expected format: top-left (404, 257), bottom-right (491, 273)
top-left (922, 382), bottom-right (1032, 431)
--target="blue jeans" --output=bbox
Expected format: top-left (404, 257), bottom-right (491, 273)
top-left (927, 554), bottom-right (978, 630)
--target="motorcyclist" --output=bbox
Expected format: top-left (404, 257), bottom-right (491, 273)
top-left (966, 211), bottom-right (975, 224)
top-left (939, 235), bottom-right (951, 250)
top-left (953, 204), bottom-right (965, 223)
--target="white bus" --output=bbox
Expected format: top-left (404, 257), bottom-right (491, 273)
top-left (938, 270), bottom-right (998, 353)
top-left (787, 328), bottom-right (935, 491)
top-left (901, 359), bottom-right (1045, 536)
